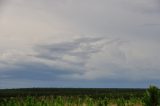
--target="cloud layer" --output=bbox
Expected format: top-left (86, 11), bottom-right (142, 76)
top-left (0, 0), bottom-right (160, 88)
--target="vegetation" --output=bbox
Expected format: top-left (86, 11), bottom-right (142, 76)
top-left (0, 86), bottom-right (159, 106)
top-left (0, 88), bottom-right (145, 98)
top-left (0, 96), bottom-right (143, 106)
top-left (143, 85), bottom-right (160, 106)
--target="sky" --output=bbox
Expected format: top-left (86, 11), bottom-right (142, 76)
top-left (0, 0), bottom-right (160, 88)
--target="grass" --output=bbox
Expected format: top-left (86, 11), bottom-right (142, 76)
top-left (0, 96), bottom-right (143, 106)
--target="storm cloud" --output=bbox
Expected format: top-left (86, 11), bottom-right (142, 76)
top-left (0, 0), bottom-right (160, 88)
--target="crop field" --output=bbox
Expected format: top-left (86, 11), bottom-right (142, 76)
top-left (0, 86), bottom-right (159, 106)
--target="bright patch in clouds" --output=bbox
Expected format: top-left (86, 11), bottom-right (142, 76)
top-left (0, 0), bottom-right (160, 88)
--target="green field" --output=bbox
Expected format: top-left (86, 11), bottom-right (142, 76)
top-left (0, 87), bottom-right (159, 106)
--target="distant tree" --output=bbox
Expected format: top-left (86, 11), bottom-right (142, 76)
top-left (143, 85), bottom-right (160, 106)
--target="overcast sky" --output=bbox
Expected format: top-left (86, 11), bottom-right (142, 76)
top-left (0, 0), bottom-right (160, 88)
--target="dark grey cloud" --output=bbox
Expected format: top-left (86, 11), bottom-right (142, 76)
top-left (0, 37), bottom-right (117, 85)
top-left (35, 37), bottom-right (104, 66)
top-left (0, 60), bottom-right (82, 81)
